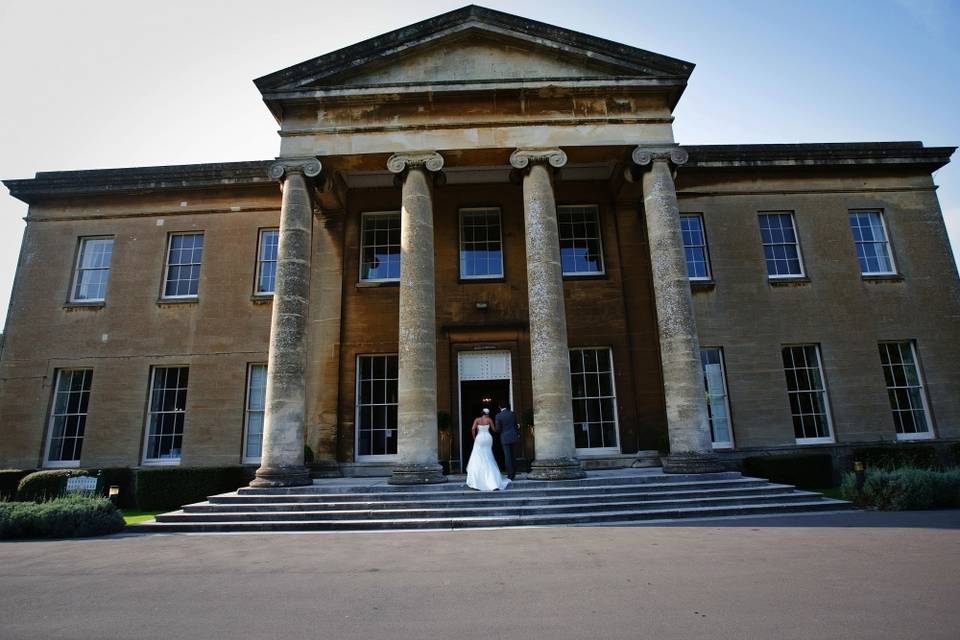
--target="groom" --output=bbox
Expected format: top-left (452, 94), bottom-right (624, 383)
top-left (495, 402), bottom-right (520, 480)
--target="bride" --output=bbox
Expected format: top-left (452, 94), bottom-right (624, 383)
top-left (466, 408), bottom-right (511, 491)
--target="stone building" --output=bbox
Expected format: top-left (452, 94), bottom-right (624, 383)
top-left (2, 6), bottom-right (958, 485)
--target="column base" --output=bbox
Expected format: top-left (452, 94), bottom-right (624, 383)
top-left (249, 465), bottom-right (312, 488)
top-left (661, 451), bottom-right (725, 474)
top-left (388, 463), bottom-right (448, 485)
top-left (528, 457), bottom-right (586, 481)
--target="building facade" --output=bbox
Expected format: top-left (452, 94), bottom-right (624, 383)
top-left (2, 7), bottom-right (958, 484)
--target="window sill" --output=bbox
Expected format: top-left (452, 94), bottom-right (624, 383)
top-left (356, 280), bottom-right (399, 289)
top-left (562, 273), bottom-right (607, 282)
top-left (251, 295), bottom-right (274, 305)
top-left (768, 276), bottom-right (810, 287)
top-left (794, 438), bottom-right (835, 446)
top-left (43, 460), bottom-right (81, 469)
top-left (690, 280), bottom-right (716, 292)
top-left (862, 273), bottom-right (905, 283)
top-left (63, 302), bottom-right (105, 311)
top-left (141, 459), bottom-right (182, 466)
top-left (157, 297), bottom-right (199, 307)
top-left (895, 432), bottom-right (934, 441)
top-left (458, 277), bottom-right (506, 285)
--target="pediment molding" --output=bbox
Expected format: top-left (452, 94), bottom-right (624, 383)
top-left (255, 6), bottom-right (693, 97)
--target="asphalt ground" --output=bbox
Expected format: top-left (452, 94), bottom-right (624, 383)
top-left (1, 510), bottom-right (958, 640)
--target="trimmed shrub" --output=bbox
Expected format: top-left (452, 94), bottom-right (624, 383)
top-left (841, 467), bottom-right (960, 510)
top-left (16, 469), bottom-right (90, 502)
top-left (741, 453), bottom-right (834, 490)
top-left (0, 470), bottom-right (32, 500)
top-left (850, 443), bottom-right (939, 470)
top-left (0, 494), bottom-right (124, 539)
top-left (950, 442), bottom-right (960, 467)
top-left (134, 466), bottom-right (245, 511)
top-left (90, 468), bottom-right (136, 509)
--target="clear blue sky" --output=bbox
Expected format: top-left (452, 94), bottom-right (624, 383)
top-left (1, 0), bottom-right (957, 325)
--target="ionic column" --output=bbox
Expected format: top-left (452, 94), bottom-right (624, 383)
top-left (510, 148), bottom-right (585, 481)
top-left (386, 152), bottom-right (447, 485)
top-left (251, 158), bottom-right (322, 487)
top-left (632, 146), bottom-right (722, 474)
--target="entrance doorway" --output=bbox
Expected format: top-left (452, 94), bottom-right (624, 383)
top-left (456, 350), bottom-right (513, 473)
top-left (459, 379), bottom-right (511, 472)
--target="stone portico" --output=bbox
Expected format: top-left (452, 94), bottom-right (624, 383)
top-left (249, 8), bottom-right (722, 485)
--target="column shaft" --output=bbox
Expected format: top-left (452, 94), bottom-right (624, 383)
top-left (519, 158), bottom-right (584, 480)
top-left (641, 158), bottom-right (721, 473)
top-left (390, 163), bottom-right (446, 484)
top-left (251, 169), bottom-right (313, 487)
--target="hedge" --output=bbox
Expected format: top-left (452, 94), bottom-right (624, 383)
top-left (16, 469), bottom-right (91, 502)
top-left (850, 443), bottom-right (939, 470)
top-left (0, 470), bottom-right (32, 500)
top-left (91, 468), bottom-right (136, 509)
top-left (741, 453), bottom-right (834, 490)
top-left (841, 467), bottom-right (960, 510)
top-left (0, 494), bottom-right (124, 539)
top-left (134, 466), bottom-right (246, 511)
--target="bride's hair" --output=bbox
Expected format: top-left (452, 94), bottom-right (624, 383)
top-left (482, 408), bottom-right (490, 415)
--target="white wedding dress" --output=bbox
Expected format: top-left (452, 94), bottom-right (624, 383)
top-left (466, 423), bottom-right (511, 491)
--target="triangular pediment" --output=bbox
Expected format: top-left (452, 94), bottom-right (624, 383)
top-left (255, 5), bottom-right (693, 94)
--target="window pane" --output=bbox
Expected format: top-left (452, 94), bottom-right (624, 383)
top-left (849, 211), bottom-right (895, 274)
top-left (73, 238), bottom-right (113, 301)
top-left (256, 229), bottom-right (279, 294)
top-left (879, 342), bottom-right (931, 437)
top-left (558, 206), bottom-right (604, 275)
top-left (459, 209), bottom-right (503, 278)
top-left (360, 214), bottom-right (401, 281)
top-left (164, 233), bottom-right (203, 297)
top-left (701, 349), bottom-right (733, 446)
top-left (145, 367), bottom-right (189, 462)
top-left (569, 348), bottom-right (618, 449)
top-left (781, 345), bottom-right (832, 442)
top-left (680, 215), bottom-right (711, 279)
top-left (47, 369), bottom-right (93, 463)
top-left (244, 364), bottom-right (267, 460)
top-left (356, 355), bottom-right (399, 458)
top-left (759, 214), bottom-right (803, 277)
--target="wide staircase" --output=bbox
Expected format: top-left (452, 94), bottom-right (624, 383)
top-left (129, 469), bottom-right (852, 533)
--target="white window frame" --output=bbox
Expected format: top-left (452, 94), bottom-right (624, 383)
top-left (243, 363), bottom-right (267, 463)
top-left (161, 232), bottom-right (204, 299)
top-left (849, 210), bottom-right (897, 276)
top-left (680, 214), bottom-right (712, 281)
top-left (569, 346), bottom-right (621, 454)
top-left (700, 348), bottom-right (734, 449)
top-left (355, 354), bottom-right (399, 462)
top-left (254, 228), bottom-right (279, 296)
top-left (558, 204), bottom-right (606, 277)
top-left (458, 207), bottom-right (504, 279)
top-left (879, 341), bottom-right (934, 441)
top-left (758, 212), bottom-right (806, 279)
top-left (782, 344), bottom-right (835, 445)
top-left (142, 366), bottom-right (189, 465)
top-left (43, 369), bottom-right (93, 468)
top-left (359, 211), bottom-right (401, 283)
top-left (70, 236), bottom-right (114, 303)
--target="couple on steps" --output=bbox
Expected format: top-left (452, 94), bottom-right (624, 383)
top-left (466, 403), bottom-right (519, 491)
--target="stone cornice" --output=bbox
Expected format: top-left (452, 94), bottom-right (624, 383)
top-left (386, 151), bottom-right (444, 174)
top-left (681, 142), bottom-right (955, 171)
top-left (3, 160), bottom-right (274, 204)
top-left (509, 148), bottom-right (568, 170)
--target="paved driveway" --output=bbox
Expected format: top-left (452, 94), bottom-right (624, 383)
top-left (1, 510), bottom-right (958, 640)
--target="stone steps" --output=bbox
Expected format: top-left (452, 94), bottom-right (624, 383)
top-left (192, 485), bottom-right (796, 512)
top-left (128, 471), bottom-right (852, 533)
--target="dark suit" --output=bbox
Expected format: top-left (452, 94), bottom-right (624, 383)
top-left (495, 408), bottom-right (519, 478)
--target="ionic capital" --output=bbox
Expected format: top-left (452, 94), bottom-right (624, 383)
top-left (269, 157), bottom-right (323, 181)
top-left (386, 151), bottom-right (444, 174)
top-left (631, 146), bottom-right (688, 169)
top-left (509, 148), bottom-right (568, 171)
